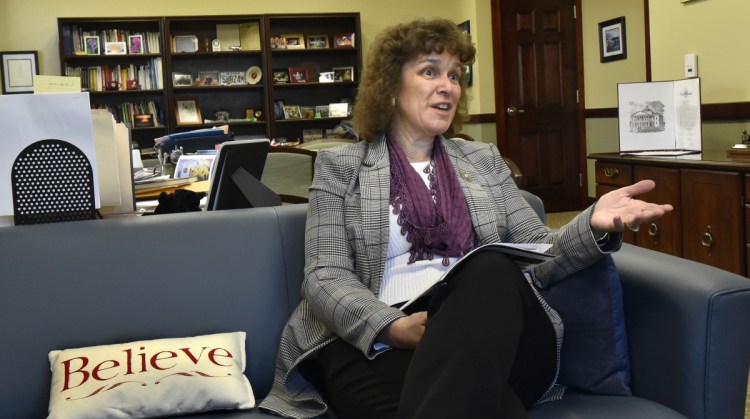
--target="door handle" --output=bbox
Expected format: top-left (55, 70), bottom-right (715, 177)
top-left (506, 106), bottom-right (525, 116)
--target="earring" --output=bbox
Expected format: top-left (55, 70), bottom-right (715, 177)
top-left (391, 97), bottom-right (395, 106)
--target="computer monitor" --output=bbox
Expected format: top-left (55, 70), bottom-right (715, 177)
top-left (205, 138), bottom-right (281, 210)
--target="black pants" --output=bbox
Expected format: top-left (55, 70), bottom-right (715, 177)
top-left (316, 250), bottom-right (557, 419)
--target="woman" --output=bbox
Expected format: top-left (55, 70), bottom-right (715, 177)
top-left (259, 18), bottom-right (671, 419)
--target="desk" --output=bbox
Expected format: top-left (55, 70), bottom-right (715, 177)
top-left (135, 180), bottom-right (210, 200)
top-left (589, 151), bottom-right (748, 277)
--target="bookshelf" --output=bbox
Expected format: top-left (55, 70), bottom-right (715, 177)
top-left (58, 13), bottom-right (362, 151)
top-left (57, 17), bottom-right (166, 150)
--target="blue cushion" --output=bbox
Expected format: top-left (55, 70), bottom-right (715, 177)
top-left (540, 255), bottom-right (632, 396)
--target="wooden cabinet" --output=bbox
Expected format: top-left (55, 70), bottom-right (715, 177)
top-left (58, 13), bottom-right (362, 151)
top-left (590, 152), bottom-right (748, 277)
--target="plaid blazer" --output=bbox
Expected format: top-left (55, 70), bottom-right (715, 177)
top-left (259, 135), bottom-right (613, 418)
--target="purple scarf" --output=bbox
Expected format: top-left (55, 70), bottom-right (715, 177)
top-left (387, 136), bottom-right (475, 265)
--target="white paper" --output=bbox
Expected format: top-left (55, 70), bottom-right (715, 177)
top-left (91, 109), bottom-right (121, 207)
top-left (0, 92), bottom-right (99, 216)
top-left (618, 78), bottom-right (701, 153)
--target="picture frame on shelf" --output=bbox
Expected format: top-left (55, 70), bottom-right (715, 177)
top-left (84, 36), bottom-right (100, 55)
top-left (104, 41), bottom-right (127, 55)
top-left (197, 71), bottom-right (220, 86)
top-left (134, 114), bottom-right (154, 127)
top-left (289, 67), bottom-right (309, 83)
top-left (315, 105), bottom-right (330, 118)
top-left (0, 50), bottom-right (39, 94)
top-left (173, 72), bottom-right (193, 87)
top-left (273, 69), bottom-right (290, 84)
top-left (175, 98), bottom-right (202, 125)
top-left (329, 102), bottom-right (349, 118)
top-left (333, 33), bottom-right (355, 48)
top-left (333, 66), bottom-right (354, 82)
top-left (306, 34), bottom-right (329, 49)
top-left (282, 34), bottom-right (305, 49)
top-left (319, 71), bottom-right (334, 83)
top-left (173, 35), bottom-right (199, 53)
top-left (300, 106), bottom-right (316, 119)
top-left (274, 99), bottom-right (286, 119)
top-left (270, 36), bottom-right (286, 50)
top-left (128, 35), bottom-right (144, 54)
top-left (283, 104), bottom-right (302, 119)
top-left (220, 71), bottom-right (245, 86)
top-left (598, 16), bottom-right (627, 63)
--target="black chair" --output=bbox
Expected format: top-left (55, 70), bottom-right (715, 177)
top-left (11, 139), bottom-right (97, 225)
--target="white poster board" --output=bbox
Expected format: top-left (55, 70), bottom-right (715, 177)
top-left (618, 78), bottom-right (702, 156)
top-left (0, 92), bottom-right (99, 216)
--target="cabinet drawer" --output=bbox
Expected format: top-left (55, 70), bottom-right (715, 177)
top-left (595, 162), bottom-right (632, 187)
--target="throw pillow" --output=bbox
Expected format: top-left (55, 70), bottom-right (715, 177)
top-left (48, 332), bottom-right (255, 419)
top-left (539, 255), bottom-right (632, 396)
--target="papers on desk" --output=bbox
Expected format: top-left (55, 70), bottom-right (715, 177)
top-left (134, 176), bottom-right (197, 191)
top-left (618, 78), bottom-right (701, 155)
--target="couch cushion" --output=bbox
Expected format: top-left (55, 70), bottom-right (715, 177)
top-left (48, 332), bottom-right (254, 418)
top-left (540, 255), bottom-right (631, 395)
top-left (528, 390), bottom-right (686, 418)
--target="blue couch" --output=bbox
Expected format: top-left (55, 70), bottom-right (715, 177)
top-left (2, 198), bottom-right (749, 418)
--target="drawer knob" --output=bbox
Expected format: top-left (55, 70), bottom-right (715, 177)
top-left (648, 222), bottom-right (659, 237)
top-left (701, 226), bottom-right (714, 248)
top-left (603, 168), bottom-right (619, 178)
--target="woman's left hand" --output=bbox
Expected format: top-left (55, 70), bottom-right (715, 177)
top-left (590, 179), bottom-right (674, 235)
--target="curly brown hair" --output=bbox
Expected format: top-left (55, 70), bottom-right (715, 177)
top-left (352, 18), bottom-right (476, 141)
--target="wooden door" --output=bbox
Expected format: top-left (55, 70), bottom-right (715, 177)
top-left (492, 0), bottom-right (581, 212)
top-left (633, 165), bottom-right (682, 256)
top-left (681, 169), bottom-right (744, 275)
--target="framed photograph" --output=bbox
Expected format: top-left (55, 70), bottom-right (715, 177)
top-left (319, 71), bottom-right (334, 83)
top-left (283, 104), bottom-right (302, 119)
top-left (128, 35), bottom-right (144, 54)
top-left (273, 99), bottom-right (286, 119)
top-left (315, 105), bottom-right (330, 118)
top-left (172, 72), bottom-right (193, 87)
top-left (197, 71), bottom-right (220, 86)
top-left (306, 34), bottom-right (329, 49)
top-left (175, 98), bottom-right (202, 125)
top-left (289, 67), bottom-right (309, 83)
top-left (282, 34), bottom-right (305, 49)
top-left (270, 36), bottom-right (286, 50)
top-left (0, 51), bottom-right (39, 94)
top-left (84, 36), bottom-right (100, 55)
top-left (300, 106), bottom-right (316, 119)
top-left (104, 41), bottom-right (127, 55)
top-left (333, 33), bottom-right (355, 48)
top-left (329, 102), bottom-right (350, 118)
top-left (133, 114), bottom-right (154, 127)
top-left (220, 71), bottom-right (245, 86)
top-left (273, 69), bottom-right (290, 84)
top-left (173, 35), bottom-right (199, 53)
top-left (245, 107), bottom-right (263, 121)
top-left (599, 17), bottom-right (627, 63)
top-left (333, 66), bottom-right (355, 82)
top-left (174, 153), bottom-right (216, 181)
top-left (457, 20), bottom-right (473, 86)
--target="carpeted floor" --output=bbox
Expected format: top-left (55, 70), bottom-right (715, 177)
top-left (546, 212), bottom-right (750, 419)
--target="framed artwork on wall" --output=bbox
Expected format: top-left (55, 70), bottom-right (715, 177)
top-left (599, 17), bottom-right (627, 63)
top-left (0, 51), bottom-right (39, 94)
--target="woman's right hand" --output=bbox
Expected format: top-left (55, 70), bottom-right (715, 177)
top-left (378, 312), bottom-right (428, 350)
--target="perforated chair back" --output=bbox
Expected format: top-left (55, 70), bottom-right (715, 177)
top-left (11, 139), bottom-right (97, 225)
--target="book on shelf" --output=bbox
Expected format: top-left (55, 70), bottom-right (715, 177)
top-left (398, 242), bottom-right (553, 314)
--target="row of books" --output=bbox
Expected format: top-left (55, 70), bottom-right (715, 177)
top-left (64, 58), bottom-right (163, 91)
top-left (70, 26), bottom-right (161, 54)
top-left (92, 100), bottom-right (163, 128)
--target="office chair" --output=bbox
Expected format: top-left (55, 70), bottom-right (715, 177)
top-left (262, 147), bottom-right (317, 203)
top-left (11, 139), bottom-right (97, 225)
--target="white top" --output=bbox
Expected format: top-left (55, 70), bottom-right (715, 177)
top-left (378, 161), bottom-right (459, 306)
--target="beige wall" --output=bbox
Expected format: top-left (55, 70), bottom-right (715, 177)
top-left (581, 0), bottom-right (750, 197)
